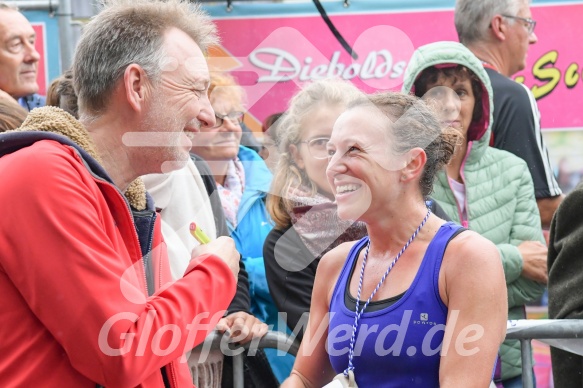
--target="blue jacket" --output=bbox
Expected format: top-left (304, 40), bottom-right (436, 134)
top-left (228, 146), bottom-right (274, 320)
top-left (229, 146), bottom-right (273, 266)
top-left (229, 146), bottom-right (294, 382)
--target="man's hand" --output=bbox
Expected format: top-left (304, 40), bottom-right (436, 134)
top-left (518, 241), bottom-right (548, 284)
top-left (190, 236), bottom-right (240, 280)
top-left (216, 311), bottom-right (269, 344)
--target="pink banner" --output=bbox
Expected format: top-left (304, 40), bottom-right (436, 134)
top-left (211, 3), bottom-right (583, 132)
top-left (31, 23), bottom-right (47, 96)
top-left (523, 4), bottom-right (583, 130)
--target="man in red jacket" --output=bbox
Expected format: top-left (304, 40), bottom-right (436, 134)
top-left (0, 0), bottom-right (240, 386)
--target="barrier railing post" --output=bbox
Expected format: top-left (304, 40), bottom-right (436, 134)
top-left (233, 353), bottom-right (244, 388)
top-left (504, 319), bottom-right (583, 388)
top-left (190, 330), bottom-right (301, 387)
top-left (520, 339), bottom-right (534, 388)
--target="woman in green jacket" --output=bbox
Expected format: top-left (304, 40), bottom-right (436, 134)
top-left (402, 41), bottom-right (547, 386)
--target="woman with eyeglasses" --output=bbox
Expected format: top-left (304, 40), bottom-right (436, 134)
top-left (264, 79), bottom-right (451, 343)
top-left (263, 79), bottom-right (366, 343)
top-left (263, 79), bottom-right (366, 340)
top-left (191, 71), bottom-right (295, 383)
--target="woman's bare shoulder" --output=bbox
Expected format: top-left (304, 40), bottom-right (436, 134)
top-left (444, 230), bottom-right (500, 273)
top-left (315, 241), bottom-right (360, 284)
top-left (320, 241), bottom-right (358, 268)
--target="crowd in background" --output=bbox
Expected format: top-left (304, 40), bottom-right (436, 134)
top-left (0, 0), bottom-right (580, 387)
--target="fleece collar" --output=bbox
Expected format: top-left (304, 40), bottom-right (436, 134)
top-left (9, 106), bottom-right (147, 210)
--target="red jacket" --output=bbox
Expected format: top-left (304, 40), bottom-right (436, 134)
top-left (0, 137), bottom-right (236, 387)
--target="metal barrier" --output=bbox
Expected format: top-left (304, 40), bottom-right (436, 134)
top-left (191, 320), bottom-right (583, 387)
top-left (191, 330), bottom-right (300, 388)
top-left (506, 319), bottom-right (583, 388)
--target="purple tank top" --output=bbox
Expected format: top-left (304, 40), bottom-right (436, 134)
top-left (328, 222), bottom-right (463, 387)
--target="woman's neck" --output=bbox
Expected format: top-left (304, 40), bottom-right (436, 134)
top-left (365, 199), bottom-right (432, 255)
top-left (206, 159), bottom-right (231, 186)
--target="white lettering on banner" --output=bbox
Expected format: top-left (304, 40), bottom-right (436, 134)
top-left (249, 48), bottom-right (301, 81)
top-left (248, 48), bottom-right (407, 83)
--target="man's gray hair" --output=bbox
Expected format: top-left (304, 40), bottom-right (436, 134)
top-left (455, 0), bottom-right (528, 44)
top-left (73, 0), bottom-right (218, 116)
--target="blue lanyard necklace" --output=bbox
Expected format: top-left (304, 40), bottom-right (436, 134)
top-left (343, 208), bottom-right (432, 377)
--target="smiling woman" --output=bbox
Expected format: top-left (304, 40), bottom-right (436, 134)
top-left (264, 79), bottom-right (367, 342)
top-left (192, 72), bottom-right (246, 166)
top-left (191, 71), bottom-right (295, 382)
top-left (282, 90), bottom-right (508, 388)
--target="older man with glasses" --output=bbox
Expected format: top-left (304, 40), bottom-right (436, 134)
top-left (501, 14), bottom-right (537, 36)
top-left (456, 0), bottom-right (563, 230)
top-left (455, 0), bottom-right (559, 387)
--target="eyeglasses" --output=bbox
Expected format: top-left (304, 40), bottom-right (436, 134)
top-left (208, 111), bottom-right (244, 129)
top-left (501, 14), bottom-right (537, 35)
top-left (299, 137), bottom-right (329, 160)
